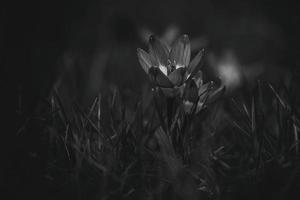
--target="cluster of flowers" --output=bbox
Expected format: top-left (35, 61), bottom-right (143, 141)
top-left (137, 34), bottom-right (224, 114)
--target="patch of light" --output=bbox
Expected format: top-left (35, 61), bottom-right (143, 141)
top-left (210, 50), bottom-right (242, 92)
top-left (218, 63), bottom-right (241, 90)
top-left (159, 65), bottom-right (168, 76)
top-left (176, 64), bottom-right (185, 69)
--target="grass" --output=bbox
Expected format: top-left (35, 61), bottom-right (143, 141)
top-left (13, 78), bottom-right (300, 200)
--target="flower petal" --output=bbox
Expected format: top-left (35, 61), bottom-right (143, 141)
top-left (167, 67), bottom-right (186, 86)
top-left (148, 35), bottom-right (169, 67)
top-left (199, 82), bottom-right (213, 101)
top-left (169, 34), bottom-right (191, 68)
top-left (137, 48), bottom-right (154, 73)
top-left (183, 79), bottom-right (199, 102)
top-left (148, 67), bottom-right (173, 88)
top-left (196, 101), bottom-right (205, 113)
top-left (187, 48), bottom-right (204, 75)
top-left (183, 100), bottom-right (194, 113)
top-left (206, 85), bottom-right (225, 104)
top-left (192, 71), bottom-right (203, 88)
top-left (160, 87), bottom-right (179, 97)
top-left (159, 65), bottom-right (168, 76)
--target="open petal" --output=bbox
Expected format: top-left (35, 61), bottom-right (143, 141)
top-left (187, 49), bottom-right (204, 75)
top-left (137, 48), bottom-right (154, 73)
top-left (148, 67), bottom-right (173, 88)
top-left (148, 35), bottom-right (169, 67)
top-left (169, 34), bottom-right (191, 68)
top-left (167, 67), bottom-right (185, 86)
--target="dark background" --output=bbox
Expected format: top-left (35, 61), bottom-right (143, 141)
top-left (1, 0), bottom-right (300, 198)
top-left (2, 0), bottom-right (299, 113)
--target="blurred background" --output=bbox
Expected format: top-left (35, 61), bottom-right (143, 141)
top-left (2, 0), bottom-right (300, 110)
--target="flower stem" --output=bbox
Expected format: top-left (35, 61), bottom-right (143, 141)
top-left (167, 97), bottom-right (175, 130)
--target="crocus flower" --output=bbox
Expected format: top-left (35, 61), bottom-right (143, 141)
top-left (183, 71), bottom-right (225, 114)
top-left (137, 34), bottom-right (204, 97)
